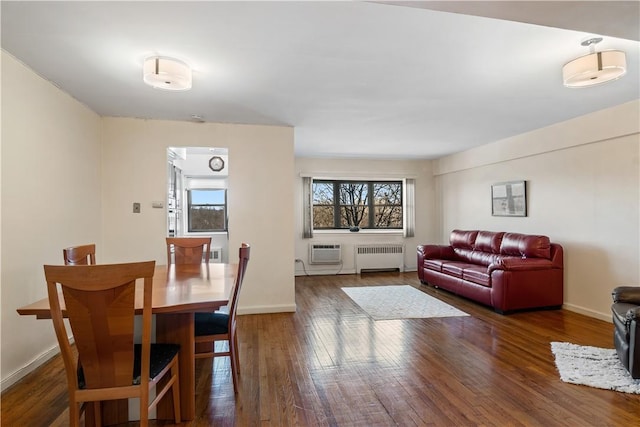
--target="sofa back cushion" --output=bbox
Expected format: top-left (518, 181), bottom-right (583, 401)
top-left (474, 231), bottom-right (504, 254)
top-left (500, 233), bottom-right (551, 259)
top-left (449, 230), bottom-right (478, 249)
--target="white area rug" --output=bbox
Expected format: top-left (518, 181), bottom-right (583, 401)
top-left (550, 342), bottom-right (640, 394)
top-left (341, 285), bottom-right (469, 320)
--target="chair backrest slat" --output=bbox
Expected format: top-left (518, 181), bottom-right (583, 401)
top-left (63, 244), bottom-right (96, 265)
top-left (62, 281), bottom-right (136, 388)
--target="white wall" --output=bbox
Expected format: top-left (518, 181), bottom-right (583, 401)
top-left (173, 152), bottom-right (229, 177)
top-left (294, 157), bottom-right (437, 275)
top-left (1, 51), bottom-right (102, 389)
top-left (100, 117), bottom-right (296, 314)
top-left (433, 100), bottom-right (640, 320)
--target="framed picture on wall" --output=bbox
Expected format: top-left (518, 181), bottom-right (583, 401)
top-left (492, 181), bottom-right (527, 217)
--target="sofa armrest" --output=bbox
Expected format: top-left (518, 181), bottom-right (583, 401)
top-left (625, 306), bottom-right (640, 322)
top-left (417, 245), bottom-right (457, 283)
top-left (488, 257), bottom-right (555, 273)
top-left (417, 244), bottom-right (456, 260)
top-left (612, 286), bottom-right (640, 304)
top-left (549, 243), bottom-right (564, 269)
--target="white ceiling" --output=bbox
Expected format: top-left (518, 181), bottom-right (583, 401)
top-left (2, 1), bottom-right (638, 160)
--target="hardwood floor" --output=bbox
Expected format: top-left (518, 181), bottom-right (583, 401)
top-left (2, 272), bottom-right (638, 426)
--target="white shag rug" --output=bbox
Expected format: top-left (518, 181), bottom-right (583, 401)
top-left (341, 285), bottom-right (469, 320)
top-left (550, 342), bottom-right (640, 394)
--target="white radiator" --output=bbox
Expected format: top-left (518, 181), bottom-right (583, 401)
top-left (209, 247), bottom-right (222, 263)
top-left (355, 243), bottom-right (405, 273)
top-left (309, 243), bottom-right (342, 264)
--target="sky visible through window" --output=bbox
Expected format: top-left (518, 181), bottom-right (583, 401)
top-left (191, 189), bottom-right (225, 204)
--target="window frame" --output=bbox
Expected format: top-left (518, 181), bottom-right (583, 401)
top-left (186, 188), bottom-right (228, 233)
top-left (312, 179), bottom-right (403, 231)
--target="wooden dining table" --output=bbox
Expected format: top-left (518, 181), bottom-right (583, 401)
top-left (16, 262), bottom-right (237, 424)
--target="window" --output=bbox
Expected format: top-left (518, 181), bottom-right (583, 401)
top-left (312, 180), bottom-right (403, 230)
top-left (187, 189), bottom-right (227, 232)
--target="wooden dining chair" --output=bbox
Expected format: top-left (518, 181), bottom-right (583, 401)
top-left (44, 261), bottom-right (181, 427)
top-left (63, 244), bottom-right (96, 265)
top-left (166, 237), bottom-right (211, 265)
top-left (194, 243), bottom-right (250, 394)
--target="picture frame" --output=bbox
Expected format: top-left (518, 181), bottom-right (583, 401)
top-left (491, 181), bottom-right (527, 217)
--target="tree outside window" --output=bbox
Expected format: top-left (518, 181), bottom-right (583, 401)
top-left (312, 180), bottom-right (402, 230)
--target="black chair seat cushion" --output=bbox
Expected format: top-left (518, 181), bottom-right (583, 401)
top-left (194, 312), bottom-right (229, 336)
top-left (78, 343), bottom-right (180, 388)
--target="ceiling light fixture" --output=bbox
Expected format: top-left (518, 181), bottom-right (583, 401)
top-left (143, 56), bottom-right (192, 91)
top-left (562, 38), bottom-right (626, 88)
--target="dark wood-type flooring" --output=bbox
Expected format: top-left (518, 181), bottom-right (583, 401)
top-left (2, 272), bottom-right (638, 426)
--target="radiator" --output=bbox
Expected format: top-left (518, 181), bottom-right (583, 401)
top-left (309, 243), bottom-right (342, 264)
top-left (355, 243), bottom-right (405, 273)
top-left (209, 247), bottom-right (222, 263)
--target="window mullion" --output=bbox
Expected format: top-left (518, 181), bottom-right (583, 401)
top-left (368, 182), bottom-right (374, 228)
top-left (333, 181), bottom-right (341, 228)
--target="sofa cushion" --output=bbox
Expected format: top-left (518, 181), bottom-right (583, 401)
top-left (424, 259), bottom-right (445, 272)
top-left (500, 233), bottom-right (551, 259)
top-left (442, 261), bottom-right (474, 278)
top-left (450, 230), bottom-right (478, 250)
top-left (462, 266), bottom-right (491, 287)
top-left (466, 250), bottom-right (502, 267)
top-left (474, 231), bottom-right (504, 254)
top-left (453, 247), bottom-right (473, 263)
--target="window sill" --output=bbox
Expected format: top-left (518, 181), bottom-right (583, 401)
top-left (312, 229), bottom-right (404, 236)
top-left (183, 231), bottom-right (227, 235)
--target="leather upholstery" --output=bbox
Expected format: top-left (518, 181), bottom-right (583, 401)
top-left (417, 229), bottom-right (564, 313)
top-left (611, 286), bottom-right (640, 379)
top-left (450, 230), bottom-right (478, 250)
top-left (612, 286), bottom-right (640, 304)
top-left (474, 231), bottom-right (504, 254)
top-left (500, 233), bottom-right (551, 259)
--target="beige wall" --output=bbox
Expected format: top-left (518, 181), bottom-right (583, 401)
top-left (1, 51), bottom-right (102, 388)
top-left (100, 118), bottom-right (296, 314)
top-left (294, 157), bottom-right (437, 274)
top-left (433, 100), bottom-right (640, 320)
top-left (1, 51), bottom-right (296, 389)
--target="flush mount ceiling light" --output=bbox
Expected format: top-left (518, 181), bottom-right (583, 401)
top-left (143, 56), bottom-right (192, 91)
top-left (562, 37), bottom-right (626, 88)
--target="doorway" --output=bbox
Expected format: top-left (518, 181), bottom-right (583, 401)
top-left (167, 147), bottom-right (229, 263)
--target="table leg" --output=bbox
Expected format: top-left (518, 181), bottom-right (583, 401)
top-left (156, 312), bottom-right (195, 421)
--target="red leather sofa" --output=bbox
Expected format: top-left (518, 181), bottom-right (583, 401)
top-left (417, 230), bottom-right (564, 313)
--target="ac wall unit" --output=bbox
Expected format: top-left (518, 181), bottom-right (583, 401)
top-left (309, 243), bottom-right (342, 264)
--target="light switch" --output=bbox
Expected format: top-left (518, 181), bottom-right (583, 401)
top-left (133, 202), bottom-right (141, 213)
top-left (152, 201), bottom-right (164, 208)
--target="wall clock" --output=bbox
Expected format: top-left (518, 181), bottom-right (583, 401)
top-left (209, 156), bottom-right (225, 172)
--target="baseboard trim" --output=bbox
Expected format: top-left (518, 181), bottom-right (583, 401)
top-left (294, 268), bottom-right (417, 277)
top-left (563, 303), bottom-right (611, 323)
top-left (1, 343), bottom-right (61, 392)
top-left (238, 304), bottom-right (297, 315)
top-left (295, 269), bottom-right (356, 276)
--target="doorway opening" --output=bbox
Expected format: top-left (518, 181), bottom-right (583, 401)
top-left (167, 146), bottom-right (229, 262)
